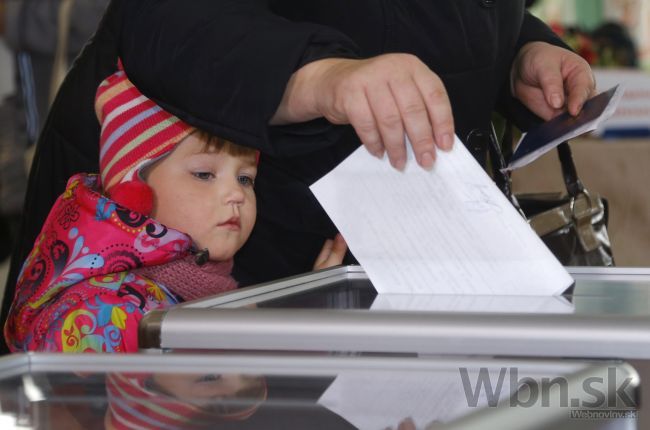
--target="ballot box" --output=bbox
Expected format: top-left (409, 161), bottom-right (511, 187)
top-left (139, 265), bottom-right (650, 359)
top-left (0, 353), bottom-right (638, 430)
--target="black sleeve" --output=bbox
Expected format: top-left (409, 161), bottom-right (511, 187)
top-left (119, 0), bottom-right (359, 156)
top-left (497, 11), bottom-right (575, 131)
top-left (515, 10), bottom-right (569, 53)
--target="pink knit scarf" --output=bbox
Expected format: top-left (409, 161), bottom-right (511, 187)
top-left (133, 256), bottom-right (238, 302)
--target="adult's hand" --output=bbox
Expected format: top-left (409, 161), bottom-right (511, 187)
top-left (313, 233), bottom-right (347, 270)
top-left (272, 54), bottom-right (455, 171)
top-left (511, 41), bottom-right (596, 121)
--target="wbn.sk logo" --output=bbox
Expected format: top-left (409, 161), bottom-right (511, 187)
top-left (459, 367), bottom-right (637, 410)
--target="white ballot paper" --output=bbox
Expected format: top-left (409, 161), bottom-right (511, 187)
top-left (309, 137), bottom-right (573, 295)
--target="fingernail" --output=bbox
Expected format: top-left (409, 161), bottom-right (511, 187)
top-left (392, 157), bottom-right (406, 171)
top-left (441, 134), bottom-right (453, 151)
top-left (420, 152), bottom-right (435, 170)
top-left (551, 94), bottom-right (563, 109)
top-left (367, 147), bottom-right (380, 158)
top-left (573, 103), bottom-right (584, 116)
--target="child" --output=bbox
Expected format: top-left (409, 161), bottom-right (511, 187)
top-left (4, 66), bottom-right (346, 353)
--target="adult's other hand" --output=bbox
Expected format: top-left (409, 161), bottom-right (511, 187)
top-left (511, 41), bottom-right (596, 121)
top-left (272, 54), bottom-right (455, 171)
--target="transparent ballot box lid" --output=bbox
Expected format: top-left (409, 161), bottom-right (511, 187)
top-left (0, 353), bottom-right (639, 430)
top-left (139, 266), bottom-right (650, 358)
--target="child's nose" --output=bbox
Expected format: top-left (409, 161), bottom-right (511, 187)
top-left (222, 179), bottom-right (246, 206)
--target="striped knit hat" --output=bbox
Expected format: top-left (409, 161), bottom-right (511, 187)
top-left (95, 63), bottom-right (194, 214)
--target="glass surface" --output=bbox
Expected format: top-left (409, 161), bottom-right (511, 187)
top-left (0, 371), bottom-right (351, 429)
top-left (255, 276), bottom-right (650, 316)
top-left (257, 279), bottom-right (376, 310)
top-left (0, 355), bottom-right (637, 430)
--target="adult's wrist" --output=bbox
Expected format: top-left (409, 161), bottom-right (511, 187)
top-left (271, 57), bottom-right (350, 125)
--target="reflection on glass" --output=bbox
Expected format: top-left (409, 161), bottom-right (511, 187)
top-left (253, 274), bottom-right (650, 317)
top-left (257, 280), bottom-right (377, 310)
top-left (255, 279), bottom-right (578, 314)
top-left (370, 294), bottom-right (575, 314)
top-left (105, 372), bottom-right (267, 428)
top-left (0, 359), bottom-right (639, 430)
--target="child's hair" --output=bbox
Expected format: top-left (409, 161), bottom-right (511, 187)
top-left (195, 131), bottom-right (258, 160)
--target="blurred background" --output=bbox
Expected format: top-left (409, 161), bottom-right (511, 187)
top-left (0, 0), bottom-right (108, 292)
top-left (514, 0), bottom-right (650, 272)
top-left (529, 0), bottom-right (650, 69)
top-left (1, 0), bottom-right (650, 294)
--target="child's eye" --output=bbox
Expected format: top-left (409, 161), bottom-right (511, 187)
top-left (192, 171), bottom-right (215, 181)
top-left (196, 374), bottom-right (222, 383)
top-left (238, 175), bottom-right (255, 187)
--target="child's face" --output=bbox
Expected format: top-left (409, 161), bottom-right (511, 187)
top-left (145, 134), bottom-right (257, 261)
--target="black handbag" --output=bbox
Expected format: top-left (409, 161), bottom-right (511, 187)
top-left (483, 125), bottom-right (615, 266)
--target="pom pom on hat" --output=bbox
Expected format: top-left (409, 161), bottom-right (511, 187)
top-left (109, 180), bottom-right (154, 215)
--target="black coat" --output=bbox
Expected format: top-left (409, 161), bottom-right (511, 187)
top-left (3, 0), bottom-right (566, 345)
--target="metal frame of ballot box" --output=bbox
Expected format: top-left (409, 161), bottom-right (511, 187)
top-left (0, 353), bottom-right (640, 430)
top-left (138, 265), bottom-right (650, 359)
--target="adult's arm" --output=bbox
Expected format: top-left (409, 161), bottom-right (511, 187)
top-left (119, 0), bottom-right (358, 156)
